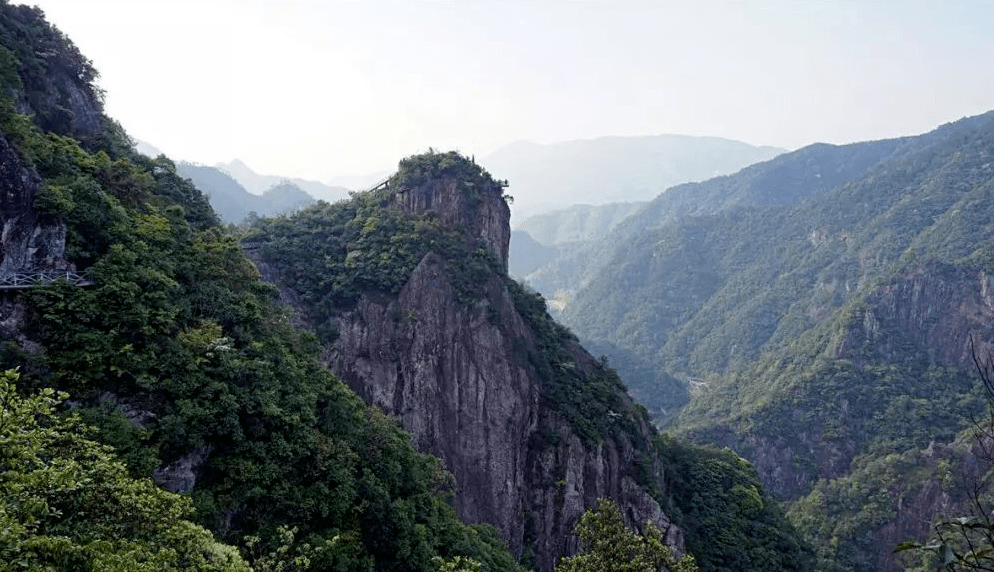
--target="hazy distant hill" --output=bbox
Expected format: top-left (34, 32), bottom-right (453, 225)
top-left (509, 202), bottom-right (645, 302)
top-left (513, 202), bottom-right (645, 245)
top-left (177, 162), bottom-right (315, 223)
top-left (133, 138), bottom-right (164, 158)
top-left (508, 230), bottom-right (557, 278)
top-left (559, 111), bottom-right (994, 571)
top-left (481, 134), bottom-right (785, 217)
top-left (216, 158), bottom-right (350, 203)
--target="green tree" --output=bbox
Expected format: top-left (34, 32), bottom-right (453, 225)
top-left (556, 498), bottom-right (698, 572)
top-left (0, 369), bottom-right (249, 572)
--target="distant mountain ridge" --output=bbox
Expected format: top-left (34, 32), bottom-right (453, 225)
top-left (555, 110), bottom-right (994, 571)
top-left (482, 134), bottom-right (786, 217)
top-left (215, 158), bottom-right (350, 202)
top-left (512, 138), bottom-right (903, 315)
top-left (513, 202), bottom-right (646, 245)
top-left (508, 202), bottom-right (645, 282)
top-left (176, 162), bottom-right (316, 224)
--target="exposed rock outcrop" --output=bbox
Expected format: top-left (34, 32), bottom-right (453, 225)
top-left (254, 169), bottom-right (680, 571)
top-left (390, 177), bottom-right (511, 269)
top-left (327, 251), bottom-right (678, 570)
top-left (838, 262), bottom-right (994, 367)
top-left (0, 131), bottom-right (68, 275)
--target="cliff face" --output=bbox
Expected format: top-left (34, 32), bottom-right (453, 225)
top-left (0, 131), bottom-right (68, 276)
top-left (0, 2), bottom-right (100, 331)
top-left (269, 170), bottom-right (679, 571)
top-left (838, 263), bottom-right (994, 367)
top-left (328, 252), bottom-right (678, 570)
top-left (391, 177), bottom-right (511, 268)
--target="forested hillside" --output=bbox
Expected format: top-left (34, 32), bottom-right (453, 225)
top-left (245, 150), bottom-right (814, 572)
top-left (0, 4), bottom-right (519, 570)
top-left (560, 110), bottom-right (994, 570)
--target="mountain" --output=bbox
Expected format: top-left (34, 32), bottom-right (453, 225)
top-left (134, 138), bottom-right (164, 158)
top-left (481, 135), bottom-right (786, 218)
top-left (215, 158), bottom-right (351, 203)
top-left (508, 229), bottom-right (558, 278)
top-left (0, 6), bottom-right (813, 571)
top-left (518, 137), bottom-right (911, 309)
top-left (508, 202), bottom-right (644, 302)
top-left (0, 6), bottom-right (523, 570)
top-left (558, 110), bottom-right (994, 570)
top-left (514, 202), bottom-right (646, 246)
top-left (244, 151), bottom-right (813, 572)
top-left (177, 162), bottom-right (315, 223)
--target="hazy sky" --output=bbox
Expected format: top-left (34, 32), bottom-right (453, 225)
top-left (26, 0), bottom-right (994, 181)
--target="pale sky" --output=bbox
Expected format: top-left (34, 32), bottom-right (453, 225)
top-left (24, 0), bottom-right (994, 181)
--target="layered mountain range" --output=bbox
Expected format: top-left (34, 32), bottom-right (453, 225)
top-left (176, 162), bottom-right (316, 224)
top-left (0, 5), bottom-right (809, 571)
top-left (481, 135), bottom-right (785, 217)
top-left (547, 110), bottom-right (994, 570)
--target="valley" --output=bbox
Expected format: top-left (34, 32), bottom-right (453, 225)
top-left (2, 3), bottom-right (993, 572)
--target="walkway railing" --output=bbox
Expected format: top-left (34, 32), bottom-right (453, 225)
top-left (367, 177), bottom-right (392, 192)
top-left (0, 270), bottom-right (93, 290)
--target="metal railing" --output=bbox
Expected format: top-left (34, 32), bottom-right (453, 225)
top-left (366, 176), bottom-right (392, 192)
top-left (0, 270), bottom-right (93, 290)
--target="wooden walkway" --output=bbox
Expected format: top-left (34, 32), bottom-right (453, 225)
top-left (0, 270), bottom-right (93, 290)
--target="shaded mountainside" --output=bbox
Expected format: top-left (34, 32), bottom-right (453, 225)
top-left (0, 5), bottom-right (522, 571)
top-left (560, 110), bottom-right (994, 570)
top-left (508, 229), bottom-right (558, 278)
top-left (246, 151), bottom-right (813, 572)
top-left (509, 202), bottom-right (644, 287)
top-left (177, 162), bottom-right (316, 224)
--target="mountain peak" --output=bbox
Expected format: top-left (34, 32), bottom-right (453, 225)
top-left (388, 150), bottom-right (512, 268)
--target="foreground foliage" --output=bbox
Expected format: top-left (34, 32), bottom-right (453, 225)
top-left (556, 499), bottom-right (697, 572)
top-left (0, 369), bottom-right (250, 572)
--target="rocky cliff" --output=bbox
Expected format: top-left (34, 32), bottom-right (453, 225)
top-left (0, 129), bottom-right (68, 276)
top-left (0, 4), bottom-right (99, 335)
top-left (248, 153), bottom-right (682, 571)
top-left (327, 252), bottom-right (679, 570)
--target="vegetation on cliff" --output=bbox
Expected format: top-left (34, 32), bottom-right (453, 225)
top-left (0, 369), bottom-right (250, 572)
top-left (249, 149), bottom-right (815, 571)
top-left (0, 6), bottom-right (520, 571)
